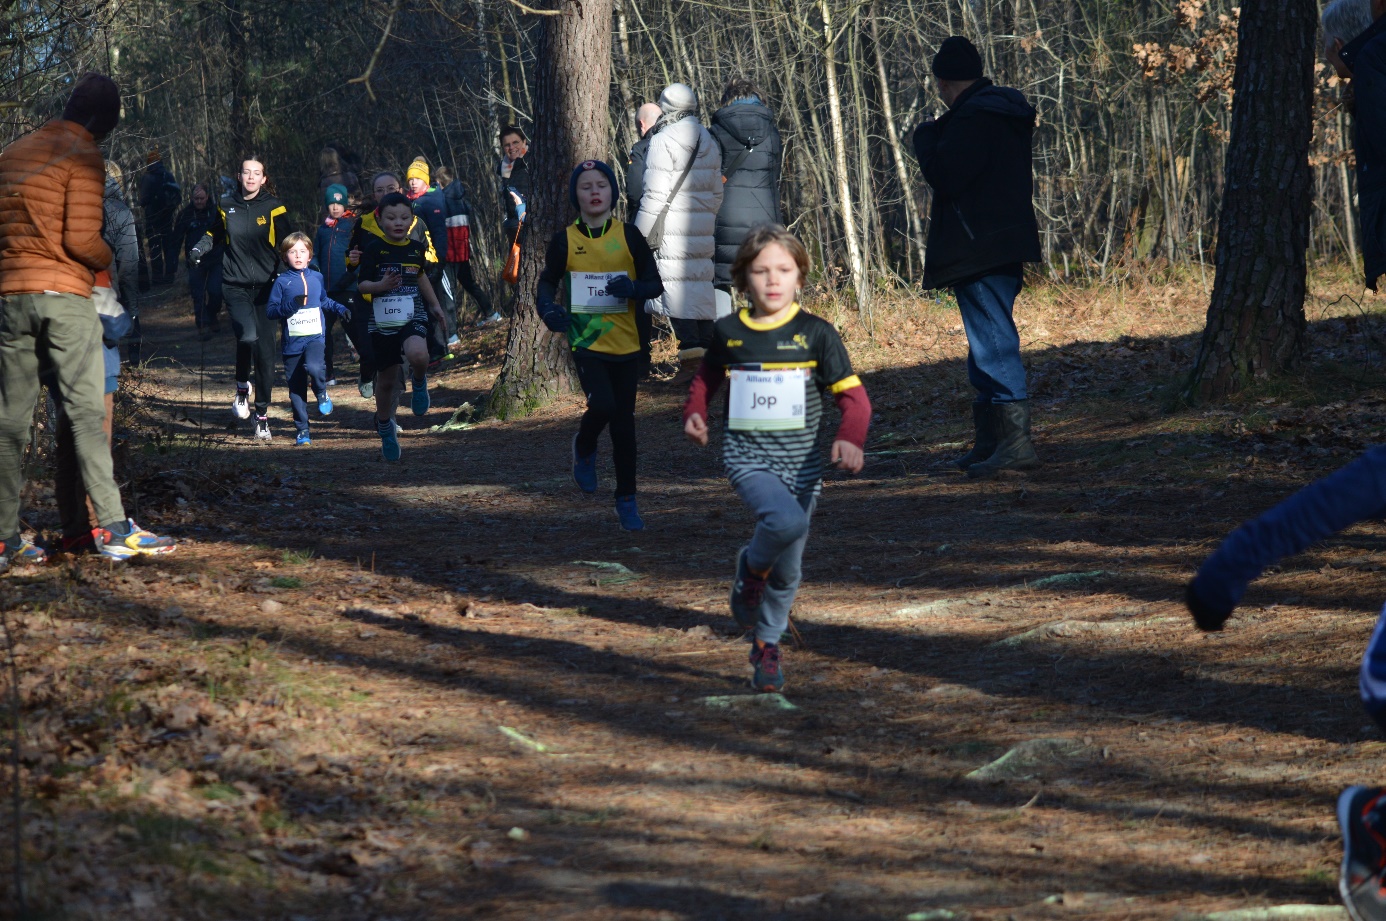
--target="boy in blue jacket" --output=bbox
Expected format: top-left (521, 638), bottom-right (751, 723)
top-left (313, 183), bottom-right (358, 386)
top-left (1187, 446), bottom-right (1386, 921)
top-left (266, 233), bottom-right (349, 445)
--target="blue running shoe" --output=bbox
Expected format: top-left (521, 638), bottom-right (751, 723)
top-left (0, 537), bottom-right (47, 570)
top-left (1339, 786), bottom-right (1386, 921)
top-left (93, 520), bottom-right (176, 561)
top-left (572, 434), bottom-right (597, 494)
top-left (615, 495), bottom-right (644, 531)
top-left (411, 376), bottom-right (430, 416)
top-left (318, 393), bottom-right (333, 416)
top-left (749, 641), bottom-right (785, 693)
top-left (378, 419), bottom-right (401, 461)
top-left (296, 431), bottom-right (311, 446)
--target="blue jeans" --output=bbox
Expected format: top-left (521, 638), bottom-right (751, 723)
top-left (187, 257), bottom-right (223, 330)
top-left (733, 470), bottom-right (818, 646)
top-left (283, 338), bottom-right (327, 435)
top-left (953, 274), bottom-right (1026, 403)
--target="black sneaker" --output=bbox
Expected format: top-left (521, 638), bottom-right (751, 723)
top-left (1339, 786), bottom-right (1386, 921)
top-left (729, 546), bottom-right (767, 630)
top-left (749, 641), bottom-right (784, 693)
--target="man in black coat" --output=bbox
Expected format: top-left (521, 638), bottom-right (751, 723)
top-left (626, 102), bottom-right (662, 217)
top-left (710, 77), bottom-right (783, 318)
top-left (913, 36), bottom-right (1043, 480)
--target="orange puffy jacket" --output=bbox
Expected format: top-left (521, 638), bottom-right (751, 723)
top-left (0, 119), bottom-right (112, 297)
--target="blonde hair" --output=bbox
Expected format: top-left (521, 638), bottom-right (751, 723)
top-left (730, 225), bottom-right (810, 294)
top-left (279, 231), bottom-right (313, 258)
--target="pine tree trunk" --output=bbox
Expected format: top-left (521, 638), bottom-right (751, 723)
top-left (488, 0), bottom-right (611, 420)
top-left (1187, 0), bottom-right (1315, 402)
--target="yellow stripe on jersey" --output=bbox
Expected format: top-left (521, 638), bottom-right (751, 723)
top-left (268, 205), bottom-right (287, 246)
top-left (830, 374), bottom-right (863, 394)
top-left (756, 361), bottom-right (819, 370)
top-left (739, 302), bottom-right (802, 331)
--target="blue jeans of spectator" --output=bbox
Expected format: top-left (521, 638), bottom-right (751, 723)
top-left (283, 337), bottom-right (327, 436)
top-left (732, 470), bottom-right (818, 647)
top-left (187, 257), bottom-right (223, 331)
top-left (953, 274), bottom-right (1026, 403)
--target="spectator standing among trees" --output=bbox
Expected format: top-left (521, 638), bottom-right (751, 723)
top-left (1325, 0), bottom-right (1386, 291)
top-left (498, 125), bottom-right (532, 253)
top-left (138, 147), bottom-right (181, 285)
top-left (190, 157), bottom-right (290, 442)
top-left (436, 166), bottom-right (499, 327)
top-left (913, 36), bottom-right (1043, 480)
top-left (626, 102), bottom-right (662, 216)
top-left (0, 73), bottom-right (175, 564)
top-left (709, 77), bottom-right (783, 319)
top-left (174, 182), bottom-right (224, 340)
top-left (634, 83), bottom-right (724, 386)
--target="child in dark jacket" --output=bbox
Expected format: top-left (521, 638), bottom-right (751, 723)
top-left (1186, 445), bottom-right (1386, 920)
top-left (312, 183), bottom-right (357, 385)
top-left (266, 233), bottom-right (349, 445)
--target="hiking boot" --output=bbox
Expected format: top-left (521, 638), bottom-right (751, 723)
top-left (318, 393), bottom-right (333, 416)
top-left (0, 537), bottom-right (47, 570)
top-left (295, 431), bottom-right (311, 446)
top-left (93, 520), bottom-right (176, 560)
top-left (729, 546), bottom-right (768, 630)
top-left (378, 418), bottom-right (401, 461)
top-left (954, 402), bottom-right (1000, 470)
top-left (669, 348), bottom-right (706, 387)
top-left (966, 400), bottom-right (1040, 480)
top-left (359, 379), bottom-right (375, 400)
top-left (1341, 786), bottom-right (1386, 921)
top-left (254, 415), bottom-right (272, 442)
top-left (411, 376), bottom-right (431, 416)
top-left (572, 435), bottom-right (598, 494)
top-left (615, 495), bottom-right (644, 531)
top-left (749, 641), bottom-right (785, 693)
top-left (232, 382), bottom-right (252, 420)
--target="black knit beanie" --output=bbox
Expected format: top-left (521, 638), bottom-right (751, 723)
top-left (62, 73), bottom-right (121, 138)
top-left (569, 159), bottom-right (619, 211)
top-left (931, 36), bottom-right (984, 81)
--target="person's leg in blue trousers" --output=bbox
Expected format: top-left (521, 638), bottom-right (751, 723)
top-left (952, 274), bottom-right (1026, 404)
top-left (732, 470), bottom-right (817, 646)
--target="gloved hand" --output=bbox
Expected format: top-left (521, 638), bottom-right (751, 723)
top-left (188, 235), bottom-right (214, 266)
top-left (1185, 580), bottom-right (1231, 632)
top-left (537, 299), bottom-right (569, 333)
top-left (605, 274), bottom-right (635, 299)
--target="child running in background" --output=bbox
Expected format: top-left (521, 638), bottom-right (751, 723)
top-left (536, 159), bottom-right (662, 530)
top-left (1185, 446), bottom-right (1386, 921)
top-left (354, 192), bottom-right (446, 461)
top-left (266, 233), bottom-right (349, 446)
top-left (683, 226), bottom-right (871, 692)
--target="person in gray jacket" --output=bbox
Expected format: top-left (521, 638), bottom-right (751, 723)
top-left (709, 77), bottom-right (783, 318)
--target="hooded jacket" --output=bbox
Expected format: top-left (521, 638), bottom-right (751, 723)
top-left (1344, 20), bottom-right (1386, 288)
top-left (210, 188), bottom-right (290, 287)
top-left (103, 179), bottom-right (140, 312)
top-left (709, 99), bottom-right (783, 287)
top-left (442, 181), bottom-right (475, 263)
top-left (633, 114), bottom-right (724, 320)
top-left (912, 79), bottom-right (1042, 289)
top-left (313, 213), bottom-right (358, 294)
top-left (409, 186), bottom-right (448, 268)
top-left (0, 118), bottom-right (111, 297)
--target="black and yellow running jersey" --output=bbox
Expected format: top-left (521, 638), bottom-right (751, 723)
top-left (704, 303), bottom-right (862, 494)
top-left (355, 235), bottom-right (429, 334)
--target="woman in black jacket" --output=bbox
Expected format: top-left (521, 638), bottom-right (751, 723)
top-left (709, 78), bottom-right (783, 316)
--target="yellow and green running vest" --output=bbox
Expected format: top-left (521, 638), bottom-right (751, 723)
top-left (565, 219), bottom-right (639, 357)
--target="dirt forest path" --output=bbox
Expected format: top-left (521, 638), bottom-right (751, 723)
top-left (7, 274), bottom-right (1386, 920)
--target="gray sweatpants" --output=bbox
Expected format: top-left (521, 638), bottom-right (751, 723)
top-left (0, 292), bottom-right (125, 541)
top-left (733, 470), bottom-right (818, 646)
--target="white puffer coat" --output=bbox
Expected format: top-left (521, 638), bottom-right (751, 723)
top-left (634, 114), bottom-right (724, 321)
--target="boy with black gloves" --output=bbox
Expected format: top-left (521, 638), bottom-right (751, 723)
top-left (1185, 446), bottom-right (1386, 921)
top-left (536, 159), bottom-right (662, 530)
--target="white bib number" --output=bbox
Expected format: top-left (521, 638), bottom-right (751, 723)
top-left (372, 294), bottom-right (413, 329)
top-left (569, 272), bottom-right (629, 314)
top-left (286, 306), bottom-right (323, 337)
top-left (728, 368), bottom-right (808, 432)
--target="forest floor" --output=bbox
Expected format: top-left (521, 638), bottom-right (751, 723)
top-left (5, 265), bottom-right (1386, 920)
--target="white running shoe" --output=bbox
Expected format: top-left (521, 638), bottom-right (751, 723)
top-left (254, 415), bottom-right (271, 442)
top-left (232, 382), bottom-right (253, 420)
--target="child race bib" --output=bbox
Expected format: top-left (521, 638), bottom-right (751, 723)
top-left (286, 306), bottom-right (323, 337)
top-left (727, 368), bottom-right (808, 432)
top-left (372, 294), bottom-right (413, 330)
top-left (569, 272), bottom-right (629, 314)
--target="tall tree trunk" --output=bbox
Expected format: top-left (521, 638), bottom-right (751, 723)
top-left (870, 4), bottom-right (927, 276)
top-left (1187, 0), bottom-right (1315, 402)
top-left (488, 0), bottom-right (612, 420)
top-left (225, 0), bottom-right (249, 156)
top-left (820, 0), bottom-right (869, 313)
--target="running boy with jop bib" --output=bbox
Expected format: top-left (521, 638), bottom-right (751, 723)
top-left (683, 226), bottom-right (871, 692)
top-left (354, 192), bottom-right (446, 461)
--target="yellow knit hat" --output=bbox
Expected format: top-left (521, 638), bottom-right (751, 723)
top-left (406, 157), bottom-right (430, 184)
